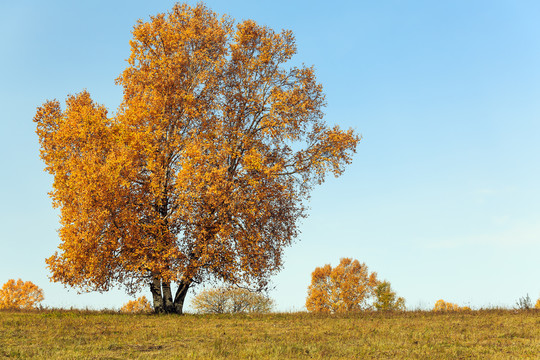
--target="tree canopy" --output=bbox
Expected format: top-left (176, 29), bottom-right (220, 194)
top-left (0, 279), bottom-right (44, 310)
top-left (373, 281), bottom-right (405, 311)
top-left (306, 258), bottom-right (378, 313)
top-left (34, 3), bottom-right (359, 314)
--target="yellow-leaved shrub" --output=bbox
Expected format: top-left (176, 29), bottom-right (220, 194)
top-left (433, 299), bottom-right (470, 311)
top-left (121, 296), bottom-right (152, 313)
top-left (0, 279), bottom-right (44, 310)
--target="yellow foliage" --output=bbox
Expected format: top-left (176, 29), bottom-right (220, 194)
top-left (121, 296), bottom-right (152, 313)
top-left (306, 258), bottom-right (379, 313)
top-left (0, 279), bottom-right (44, 310)
top-left (34, 3), bottom-right (359, 314)
top-left (373, 281), bottom-right (406, 311)
top-left (433, 299), bottom-right (469, 312)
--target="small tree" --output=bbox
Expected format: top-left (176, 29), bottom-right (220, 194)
top-left (535, 298), bottom-right (540, 309)
top-left (191, 287), bottom-right (273, 314)
top-left (373, 281), bottom-right (405, 311)
top-left (121, 296), bottom-right (152, 313)
top-left (0, 279), bottom-right (44, 310)
top-left (305, 258), bottom-right (379, 313)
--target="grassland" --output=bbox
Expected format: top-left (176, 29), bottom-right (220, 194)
top-left (1, 309), bottom-right (540, 359)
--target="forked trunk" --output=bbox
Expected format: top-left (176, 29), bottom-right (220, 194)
top-left (149, 276), bottom-right (191, 314)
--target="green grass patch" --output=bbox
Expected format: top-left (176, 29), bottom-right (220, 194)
top-left (1, 309), bottom-right (540, 359)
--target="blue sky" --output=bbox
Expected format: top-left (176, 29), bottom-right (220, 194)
top-left (1, 0), bottom-right (540, 311)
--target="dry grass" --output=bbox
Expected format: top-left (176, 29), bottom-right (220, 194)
top-left (1, 309), bottom-right (540, 359)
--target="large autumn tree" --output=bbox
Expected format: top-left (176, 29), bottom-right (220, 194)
top-left (34, 3), bottom-right (359, 314)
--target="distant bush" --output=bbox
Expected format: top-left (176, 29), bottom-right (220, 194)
top-left (306, 258), bottom-right (379, 313)
top-left (535, 299), bottom-right (540, 310)
top-left (433, 299), bottom-right (469, 312)
top-left (515, 294), bottom-right (533, 310)
top-left (191, 287), bottom-right (274, 314)
top-left (373, 281), bottom-right (406, 311)
top-left (121, 296), bottom-right (152, 313)
top-left (0, 279), bottom-right (44, 310)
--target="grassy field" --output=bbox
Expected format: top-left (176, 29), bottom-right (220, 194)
top-left (1, 309), bottom-right (540, 359)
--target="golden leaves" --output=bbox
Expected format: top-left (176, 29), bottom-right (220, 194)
top-left (433, 299), bottom-right (469, 312)
top-left (306, 258), bottom-right (379, 313)
top-left (0, 279), bottom-right (44, 310)
top-left (35, 3), bottom-right (360, 305)
top-left (120, 296), bottom-right (152, 313)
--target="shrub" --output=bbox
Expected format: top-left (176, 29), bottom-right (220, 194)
top-left (433, 299), bottom-right (469, 311)
top-left (374, 281), bottom-right (406, 311)
top-left (121, 296), bottom-right (152, 313)
top-left (0, 279), bottom-right (44, 310)
top-left (515, 294), bottom-right (533, 310)
top-left (191, 287), bottom-right (274, 314)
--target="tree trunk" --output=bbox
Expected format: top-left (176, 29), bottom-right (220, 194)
top-left (149, 275), bottom-right (191, 314)
top-left (173, 279), bottom-right (191, 314)
top-left (162, 281), bottom-right (175, 313)
top-left (150, 275), bottom-right (165, 313)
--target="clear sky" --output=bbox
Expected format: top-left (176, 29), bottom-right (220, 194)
top-left (1, 0), bottom-right (540, 311)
